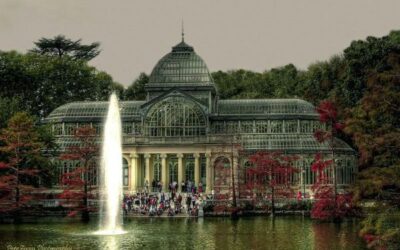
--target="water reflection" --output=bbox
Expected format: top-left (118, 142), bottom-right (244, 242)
top-left (0, 217), bottom-right (367, 250)
top-left (312, 220), bottom-right (363, 250)
top-left (99, 235), bottom-right (119, 250)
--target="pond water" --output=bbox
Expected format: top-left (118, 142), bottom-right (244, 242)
top-left (0, 216), bottom-right (367, 250)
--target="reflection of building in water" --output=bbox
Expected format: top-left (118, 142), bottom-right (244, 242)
top-left (45, 37), bottom-right (356, 196)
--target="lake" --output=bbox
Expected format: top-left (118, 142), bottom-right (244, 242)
top-left (0, 216), bottom-right (367, 250)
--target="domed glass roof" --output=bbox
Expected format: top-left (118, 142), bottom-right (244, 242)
top-left (147, 40), bottom-right (214, 87)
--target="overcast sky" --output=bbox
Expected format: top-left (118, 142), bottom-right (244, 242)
top-left (1, 0), bottom-right (400, 86)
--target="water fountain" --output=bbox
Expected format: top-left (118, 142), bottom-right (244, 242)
top-left (94, 93), bottom-right (125, 235)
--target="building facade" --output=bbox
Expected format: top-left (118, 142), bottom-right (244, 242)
top-left (45, 39), bottom-right (357, 196)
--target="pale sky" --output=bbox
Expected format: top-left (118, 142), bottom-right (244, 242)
top-left (1, 0), bottom-right (399, 87)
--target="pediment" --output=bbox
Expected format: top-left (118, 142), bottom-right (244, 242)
top-left (140, 88), bottom-right (209, 114)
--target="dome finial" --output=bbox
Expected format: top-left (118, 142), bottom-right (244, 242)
top-left (181, 19), bottom-right (185, 42)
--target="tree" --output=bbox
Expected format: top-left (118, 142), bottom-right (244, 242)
top-left (0, 112), bottom-right (45, 221)
top-left (344, 46), bottom-right (400, 248)
top-left (31, 35), bottom-right (100, 61)
top-left (310, 100), bottom-right (354, 221)
top-left (245, 151), bottom-right (299, 216)
top-left (267, 64), bottom-right (301, 98)
top-left (211, 136), bottom-right (242, 217)
top-left (59, 126), bottom-right (99, 222)
top-left (124, 73), bottom-right (149, 100)
top-left (299, 56), bottom-right (346, 106)
top-left (0, 51), bottom-right (123, 118)
top-left (309, 153), bottom-right (354, 221)
top-left (0, 96), bottom-right (23, 129)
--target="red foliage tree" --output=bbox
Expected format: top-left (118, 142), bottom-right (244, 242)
top-left (0, 112), bottom-right (44, 220)
top-left (58, 126), bottom-right (99, 222)
top-left (311, 100), bottom-right (354, 221)
top-left (245, 151), bottom-right (299, 216)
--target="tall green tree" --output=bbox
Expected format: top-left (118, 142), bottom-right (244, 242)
top-left (0, 51), bottom-right (123, 118)
top-left (124, 72), bottom-right (149, 100)
top-left (0, 96), bottom-right (23, 129)
top-left (337, 31), bottom-right (400, 107)
top-left (344, 36), bottom-right (400, 249)
top-left (30, 35), bottom-right (100, 61)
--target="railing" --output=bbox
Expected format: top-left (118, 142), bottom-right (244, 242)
top-left (123, 135), bottom-right (238, 145)
top-left (26, 199), bottom-right (101, 208)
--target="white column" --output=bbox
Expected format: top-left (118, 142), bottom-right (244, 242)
top-left (177, 153), bottom-right (184, 192)
top-left (144, 153), bottom-right (151, 188)
top-left (161, 153), bottom-right (168, 191)
top-left (194, 153), bottom-right (200, 187)
top-left (206, 153), bottom-right (212, 193)
top-left (129, 153), bottom-right (138, 192)
top-left (137, 155), bottom-right (142, 188)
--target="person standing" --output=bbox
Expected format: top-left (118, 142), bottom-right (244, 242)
top-left (186, 195), bottom-right (192, 213)
top-left (144, 180), bottom-right (149, 193)
top-left (198, 182), bottom-right (203, 193)
top-left (181, 181), bottom-right (186, 193)
top-left (157, 180), bottom-right (162, 193)
top-left (152, 179), bottom-right (156, 192)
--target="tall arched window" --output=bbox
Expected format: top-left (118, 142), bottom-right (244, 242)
top-left (144, 96), bottom-right (207, 137)
top-left (169, 157), bottom-right (178, 183)
top-left (214, 156), bottom-right (231, 187)
top-left (153, 161), bottom-right (161, 182)
top-left (185, 156), bottom-right (195, 181)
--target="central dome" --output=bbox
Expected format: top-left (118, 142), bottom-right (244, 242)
top-left (147, 40), bottom-right (214, 87)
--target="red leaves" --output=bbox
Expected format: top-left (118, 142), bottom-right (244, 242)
top-left (311, 153), bottom-right (333, 174)
top-left (0, 162), bottom-right (9, 169)
top-left (67, 210), bottom-right (79, 217)
top-left (58, 126), bottom-right (98, 219)
top-left (333, 122), bottom-right (345, 131)
top-left (314, 129), bottom-right (331, 143)
top-left (311, 192), bottom-right (354, 221)
top-left (311, 153), bottom-right (354, 221)
top-left (316, 100), bottom-right (338, 123)
top-left (60, 126), bottom-right (98, 162)
top-left (0, 112), bottom-right (45, 212)
top-left (59, 190), bottom-right (85, 200)
top-left (246, 151), bottom-right (299, 199)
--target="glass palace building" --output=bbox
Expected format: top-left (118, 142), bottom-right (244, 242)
top-left (45, 39), bottom-right (357, 196)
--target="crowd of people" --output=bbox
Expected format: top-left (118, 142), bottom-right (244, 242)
top-left (122, 180), bottom-right (207, 217)
top-left (145, 179), bottom-right (204, 194)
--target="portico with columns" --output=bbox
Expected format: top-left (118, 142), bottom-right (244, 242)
top-left (124, 146), bottom-right (221, 194)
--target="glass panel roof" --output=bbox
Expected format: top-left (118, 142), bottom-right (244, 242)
top-left (46, 101), bottom-right (145, 122)
top-left (218, 99), bottom-right (316, 115)
top-left (240, 134), bottom-right (354, 152)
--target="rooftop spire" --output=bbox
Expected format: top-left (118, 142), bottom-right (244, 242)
top-left (181, 19), bottom-right (185, 42)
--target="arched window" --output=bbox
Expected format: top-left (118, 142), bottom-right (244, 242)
top-left (243, 160), bottom-right (253, 185)
top-left (144, 96), bottom-right (206, 137)
top-left (185, 156), bottom-right (195, 181)
top-left (153, 159), bottom-right (161, 182)
top-left (169, 157), bottom-right (178, 183)
top-left (214, 156), bottom-right (230, 187)
top-left (200, 155), bottom-right (207, 185)
top-left (123, 158), bottom-right (129, 187)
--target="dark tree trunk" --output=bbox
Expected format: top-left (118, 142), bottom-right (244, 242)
top-left (271, 186), bottom-right (275, 217)
top-left (82, 161), bottom-right (90, 222)
top-left (13, 186), bottom-right (21, 224)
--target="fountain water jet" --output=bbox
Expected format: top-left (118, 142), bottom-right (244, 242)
top-left (94, 93), bottom-right (125, 235)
